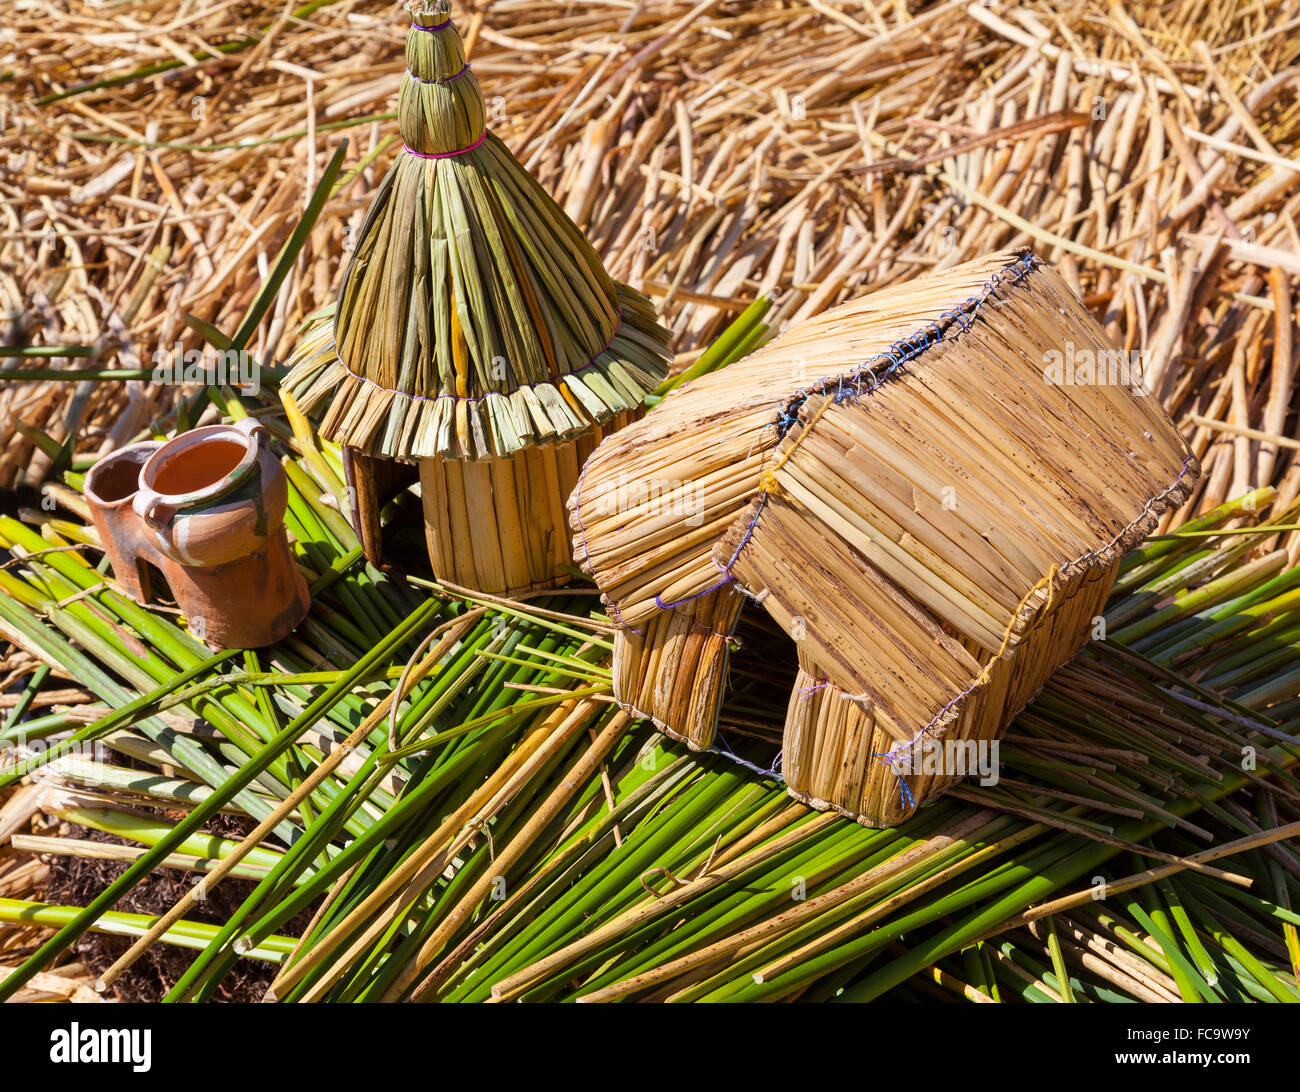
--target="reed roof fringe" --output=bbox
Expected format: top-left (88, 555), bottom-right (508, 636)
top-left (282, 1), bottom-right (671, 462)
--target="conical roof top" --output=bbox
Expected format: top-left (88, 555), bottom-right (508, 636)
top-left (285, 1), bottom-right (671, 461)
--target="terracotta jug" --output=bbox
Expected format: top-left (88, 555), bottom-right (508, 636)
top-left (84, 418), bottom-right (310, 649)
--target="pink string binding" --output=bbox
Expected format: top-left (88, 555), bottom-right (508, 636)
top-left (403, 129), bottom-right (489, 159)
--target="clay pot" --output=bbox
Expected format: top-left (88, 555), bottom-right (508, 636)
top-left (133, 419), bottom-right (290, 568)
top-left (83, 419), bottom-right (309, 650)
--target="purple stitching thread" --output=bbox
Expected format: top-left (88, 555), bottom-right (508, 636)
top-left (406, 63), bottom-right (472, 85)
top-left (711, 731), bottom-right (785, 780)
top-left (654, 574), bottom-right (733, 610)
top-left (653, 492), bottom-right (769, 610)
top-left (876, 450), bottom-right (1197, 792)
top-left (411, 19), bottom-right (451, 30)
top-left (773, 250), bottom-right (1039, 436)
top-left (871, 751), bottom-right (917, 808)
top-left (404, 129), bottom-right (489, 159)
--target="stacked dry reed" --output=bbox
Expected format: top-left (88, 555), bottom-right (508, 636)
top-left (610, 586), bottom-right (743, 751)
top-left (778, 556), bottom-right (1121, 827)
top-left (419, 411), bottom-right (636, 591)
top-left (6, 0), bottom-right (1300, 569)
top-left (281, 1), bottom-right (670, 588)
top-left (572, 250), bottom-right (1196, 824)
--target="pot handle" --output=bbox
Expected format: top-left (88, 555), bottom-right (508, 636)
top-left (233, 417), bottom-right (269, 444)
top-left (132, 489), bottom-right (177, 530)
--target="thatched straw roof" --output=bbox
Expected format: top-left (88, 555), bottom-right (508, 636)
top-left (572, 251), bottom-right (1195, 627)
top-left (283, 2), bottom-right (671, 461)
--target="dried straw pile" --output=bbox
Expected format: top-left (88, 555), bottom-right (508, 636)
top-left (572, 250), bottom-right (1196, 824)
top-left (4, 0), bottom-right (1298, 549)
top-left (0, 782), bottom-right (100, 1002)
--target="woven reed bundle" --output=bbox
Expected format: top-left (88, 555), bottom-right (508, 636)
top-left (570, 249), bottom-right (1197, 824)
top-left (285, 2), bottom-right (670, 463)
top-left (420, 408), bottom-right (636, 591)
top-left (282, 1), bottom-right (670, 589)
top-left (780, 561), bottom-right (1119, 827)
top-left (611, 586), bottom-right (743, 751)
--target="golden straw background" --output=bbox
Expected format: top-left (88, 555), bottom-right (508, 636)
top-left (5, 0), bottom-right (1300, 547)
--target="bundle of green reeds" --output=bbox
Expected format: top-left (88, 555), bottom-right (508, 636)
top-left (0, 406), bottom-right (627, 1001)
top-left (572, 250), bottom-right (1197, 825)
top-left (1, 412), bottom-right (1296, 1001)
top-left (283, 1), bottom-right (670, 587)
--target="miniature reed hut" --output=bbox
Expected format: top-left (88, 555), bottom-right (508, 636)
top-left (285, 1), bottom-right (670, 593)
top-left (569, 250), bottom-right (1197, 826)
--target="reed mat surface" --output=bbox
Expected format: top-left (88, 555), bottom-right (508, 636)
top-left (0, 430), bottom-right (1297, 1001)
